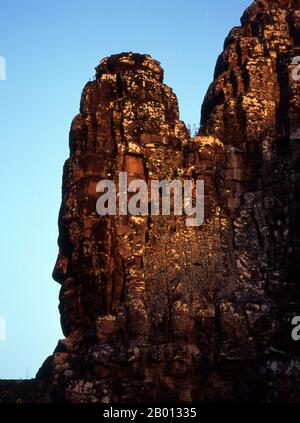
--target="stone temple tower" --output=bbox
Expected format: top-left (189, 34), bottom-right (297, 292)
top-left (32, 0), bottom-right (300, 403)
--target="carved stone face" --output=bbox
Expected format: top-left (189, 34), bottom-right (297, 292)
top-left (52, 155), bottom-right (110, 337)
top-left (53, 54), bottom-right (197, 344)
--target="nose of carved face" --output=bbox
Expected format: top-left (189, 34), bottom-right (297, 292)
top-left (52, 253), bottom-right (69, 284)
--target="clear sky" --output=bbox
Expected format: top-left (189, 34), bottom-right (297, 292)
top-left (0, 0), bottom-right (251, 379)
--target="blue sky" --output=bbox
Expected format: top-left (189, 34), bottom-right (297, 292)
top-left (0, 0), bottom-right (251, 379)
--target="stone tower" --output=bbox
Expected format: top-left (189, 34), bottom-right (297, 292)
top-left (27, 0), bottom-right (300, 402)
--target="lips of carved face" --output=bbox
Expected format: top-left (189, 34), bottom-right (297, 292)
top-left (54, 265), bottom-right (77, 337)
